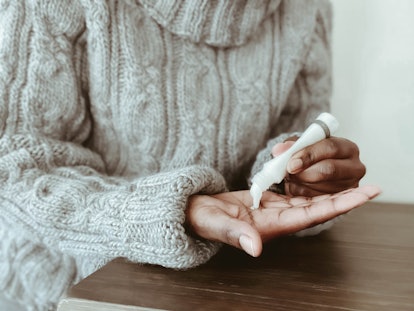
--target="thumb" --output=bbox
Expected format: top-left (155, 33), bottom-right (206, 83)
top-left (198, 212), bottom-right (262, 257)
top-left (214, 216), bottom-right (262, 257)
top-left (271, 141), bottom-right (294, 157)
top-left (186, 196), bottom-right (263, 257)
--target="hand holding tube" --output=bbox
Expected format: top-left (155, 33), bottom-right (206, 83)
top-left (250, 112), bottom-right (339, 209)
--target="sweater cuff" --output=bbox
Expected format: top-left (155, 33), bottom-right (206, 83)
top-left (97, 165), bottom-right (228, 269)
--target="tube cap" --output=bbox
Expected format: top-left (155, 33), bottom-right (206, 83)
top-left (315, 112), bottom-right (339, 137)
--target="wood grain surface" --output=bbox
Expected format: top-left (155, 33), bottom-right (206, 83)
top-left (58, 202), bottom-right (414, 311)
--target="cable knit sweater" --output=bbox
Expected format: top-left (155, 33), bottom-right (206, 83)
top-left (0, 0), bottom-right (332, 310)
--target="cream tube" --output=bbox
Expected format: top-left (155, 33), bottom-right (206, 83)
top-left (250, 112), bottom-right (339, 209)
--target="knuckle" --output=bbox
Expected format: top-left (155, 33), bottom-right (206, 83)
top-left (223, 227), bottom-right (237, 246)
top-left (302, 139), bottom-right (338, 166)
top-left (358, 163), bottom-right (367, 178)
top-left (302, 150), bottom-right (315, 166)
top-left (325, 138), bottom-right (339, 156)
top-left (318, 160), bottom-right (336, 178)
top-left (350, 140), bottom-right (360, 154)
top-left (224, 229), bottom-right (232, 244)
top-left (342, 138), bottom-right (360, 156)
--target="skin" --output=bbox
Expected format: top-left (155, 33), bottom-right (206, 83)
top-left (272, 136), bottom-right (366, 196)
top-left (186, 137), bottom-right (377, 257)
top-left (186, 186), bottom-right (380, 257)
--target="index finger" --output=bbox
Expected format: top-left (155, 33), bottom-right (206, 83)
top-left (287, 137), bottom-right (359, 174)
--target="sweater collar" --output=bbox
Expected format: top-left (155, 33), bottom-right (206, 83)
top-left (137, 0), bottom-right (282, 47)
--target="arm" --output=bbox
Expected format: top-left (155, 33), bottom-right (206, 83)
top-left (0, 1), bottom-right (226, 308)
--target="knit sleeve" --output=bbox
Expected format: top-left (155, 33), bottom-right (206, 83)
top-left (0, 2), bottom-right (225, 309)
top-left (249, 1), bottom-right (333, 183)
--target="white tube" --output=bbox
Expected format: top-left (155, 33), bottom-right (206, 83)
top-left (250, 112), bottom-right (339, 209)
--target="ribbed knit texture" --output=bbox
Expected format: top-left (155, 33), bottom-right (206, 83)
top-left (0, 0), bottom-right (332, 310)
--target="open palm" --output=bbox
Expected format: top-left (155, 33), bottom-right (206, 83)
top-left (186, 185), bottom-right (380, 256)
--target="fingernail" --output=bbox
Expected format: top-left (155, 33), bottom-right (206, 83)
top-left (239, 235), bottom-right (255, 257)
top-left (288, 158), bottom-right (302, 173)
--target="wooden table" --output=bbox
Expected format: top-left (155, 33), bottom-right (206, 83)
top-left (58, 202), bottom-right (414, 311)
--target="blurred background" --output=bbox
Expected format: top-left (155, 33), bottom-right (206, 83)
top-left (331, 0), bottom-right (414, 204)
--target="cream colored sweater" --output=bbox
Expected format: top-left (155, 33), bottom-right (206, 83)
top-left (0, 0), bottom-right (332, 309)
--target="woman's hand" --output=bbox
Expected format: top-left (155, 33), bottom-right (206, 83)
top-left (272, 137), bottom-right (366, 196)
top-left (185, 186), bottom-right (380, 257)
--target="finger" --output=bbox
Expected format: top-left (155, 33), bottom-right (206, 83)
top-left (271, 141), bottom-right (294, 157)
top-left (258, 185), bottom-right (381, 236)
top-left (287, 137), bottom-right (360, 174)
top-left (319, 185), bottom-right (381, 215)
top-left (186, 197), bottom-right (262, 257)
top-left (284, 178), bottom-right (358, 197)
top-left (211, 215), bottom-right (262, 257)
top-left (287, 159), bottom-right (365, 183)
top-left (281, 185), bottom-right (381, 231)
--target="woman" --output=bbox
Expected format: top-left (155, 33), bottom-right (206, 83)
top-left (0, 0), bottom-right (377, 310)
